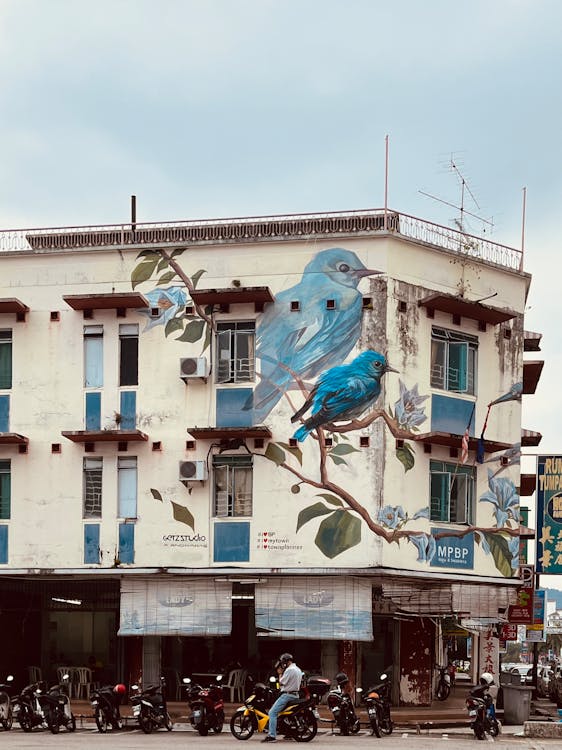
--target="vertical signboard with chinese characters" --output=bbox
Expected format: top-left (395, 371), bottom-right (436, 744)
top-left (536, 456), bottom-right (562, 573)
top-left (507, 564), bottom-right (534, 624)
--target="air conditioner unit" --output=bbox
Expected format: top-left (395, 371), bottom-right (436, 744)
top-left (179, 460), bottom-right (208, 482)
top-left (180, 356), bottom-right (209, 381)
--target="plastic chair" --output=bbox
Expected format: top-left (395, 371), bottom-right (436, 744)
top-left (56, 667), bottom-right (75, 696)
top-left (224, 669), bottom-right (247, 702)
top-left (164, 668), bottom-right (182, 700)
top-left (27, 666), bottom-right (42, 684)
top-left (74, 667), bottom-right (93, 700)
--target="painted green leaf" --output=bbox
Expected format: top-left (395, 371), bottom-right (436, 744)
top-left (136, 249), bottom-right (160, 260)
top-left (264, 443), bottom-right (286, 466)
top-left (329, 443), bottom-right (359, 456)
top-left (175, 319), bottom-right (205, 342)
top-left (396, 442), bottom-right (415, 472)
top-left (157, 271), bottom-right (177, 285)
top-left (156, 257), bottom-right (169, 272)
top-left (328, 454), bottom-right (347, 466)
top-left (170, 501), bottom-right (195, 530)
top-left (315, 511), bottom-right (361, 559)
top-left (277, 441), bottom-right (303, 465)
top-left (296, 502), bottom-right (334, 532)
top-left (150, 488), bottom-right (163, 502)
top-left (191, 269), bottom-right (207, 288)
top-left (165, 317), bottom-right (184, 336)
top-left (131, 257), bottom-right (159, 288)
top-left (480, 531), bottom-right (513, 577)
top-left (171, 248), bottom-right (185, 258)
top-left (291, 484), bottom-right (301, 494)
top-left (316, 493), bottom-right (344, 507)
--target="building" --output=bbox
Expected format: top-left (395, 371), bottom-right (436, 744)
top-left (0, 208), bottom-right (543, 704)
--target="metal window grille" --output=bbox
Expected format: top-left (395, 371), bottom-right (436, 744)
top-left (83, 457), bottom-right (102, 518)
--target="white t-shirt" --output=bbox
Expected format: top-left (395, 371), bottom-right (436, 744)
top-left (280, 663), bottom-right (303, 693)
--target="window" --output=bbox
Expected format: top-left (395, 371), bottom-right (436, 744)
top-left (213, 455), bottom-right (253, 517)
top-left (216, 321), bottom-right (255, 383)
top-left (431, 327), bottom-right (477, 395)
top-left (0, 331), bottom-right (12, 389)
top-left (430, 460), bottom-right (475, 524)
top-left (0, 525), bottom-right (7, 563)
top-left (119, 324), bottom-right (138, 386)
top-left (0, 461), bottom-right (10, 520)
top-left (84, 325), bottom-right (103, 387)
top-left (118, 523), bottom-right (135, 563)
top-left (83, 458), bottom-right (102, 518)
top-left (84, 523), bottom-right (100, 564)
top-left (118, 457), bottom-right (137, 518)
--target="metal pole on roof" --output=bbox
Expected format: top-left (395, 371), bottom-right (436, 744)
top-left (384, 135), bottom-right (389, 231)
top-left (520, 187), bottom-right (526, 270)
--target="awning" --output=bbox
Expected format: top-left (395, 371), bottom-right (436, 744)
top-left (255, 576), bottom-right (373, 641)
top-left (118, 577), bottom-right (232, 636)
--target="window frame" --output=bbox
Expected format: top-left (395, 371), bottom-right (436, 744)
top-left (212, 454), bottom-right (253, 518)
top-left (0, 460), bottom-right (10, 520)
top-left (118, 456), bottom-right (138, 519)
top-left (84, 325), bottom-right (104, 388)
top-left (429, 459), bottom-right (475, 525)
top-left (83, 457), bottom-right (103, 519)
top-left (430, 327), bottom-right (478, 395)
top-left (216, 321), bottom-right (256, 384)
top-left (119, 323), bottom-right (139, 386)
top-left (0, 330), bottom-right (12, 390)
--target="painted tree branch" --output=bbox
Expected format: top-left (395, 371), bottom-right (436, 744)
top-left (158, 248), bottom-right (215, 329)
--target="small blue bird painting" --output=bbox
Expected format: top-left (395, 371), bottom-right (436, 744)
top-left (246, 248), bottom-right (381, 422)
top-left (290, 350), bottom-right (398, 442)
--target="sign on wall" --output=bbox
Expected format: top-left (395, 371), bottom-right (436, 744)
top-left (536, 456), bottom-right (562, 574)
top-left (430, 530), bottom-right (474, 569)
top-left (507, 565), bottom-right (534, 624)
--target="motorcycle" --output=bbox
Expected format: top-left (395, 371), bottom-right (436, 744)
top-left (183, 675), bottom-right (225, 735)
top-left (360, 672), bottom-right (393, 737)
top-left (435, 665), bottom-right (451, 701)
top-left (90, 683), bottom-right (126, 732)
top-left (36, 675), bottom-right (76, 733)
top-left (0, 675), bottom-right (14, 730)
top-left (12, 681), bottom-right (47, 732)
top-left (131, 676), bottom-right (173, 734)
top-left (326, 672), bottom-right (360, 735)
top-left (466, 681), bottom-right (500, 740)
top-left (230, 676), bottom-right (320, 742)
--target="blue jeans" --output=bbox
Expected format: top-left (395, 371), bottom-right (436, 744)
top-left (268, 692), bottom-right (296, 738)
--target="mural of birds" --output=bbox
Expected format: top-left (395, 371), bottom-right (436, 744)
top-left (484, 443), bottom-right (521, 477)
top-left (488, 382), bottom-right (523, 406)
top-left (246, 248), bottom-right (382, 422)
top-left (290, 350), bottom-right (398, 442)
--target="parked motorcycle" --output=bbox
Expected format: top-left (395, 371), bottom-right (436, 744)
top-left (183, 675), bottom-right (225, 735)
top-left (326, 672), bottom-right (360, 735)
top-left (0, 675), bottom-right (14, 730)
top-left (36, 675), bottom-right (76, 733)
top-left (131, 677), bottom-right (173, 734)
top-left (12, 681), bottom-right (47, 732)
top-left (435, 665), bottom-right (451, 701)
top-left (90, 683), bottom-right (126, 732)
top-left (360, 672), bottom-right (393, 737)
top-left (230, 676), bottom-right (319, 742)
top-left (465, 672), bottom-right (500, 741)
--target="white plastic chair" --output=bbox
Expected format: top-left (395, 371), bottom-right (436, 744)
top-left (74, 667), bottom-right (93, 700)
top-left (27, 666), bottom-right (42, 684)
top-left (223, 669), bottom-right (247, 702)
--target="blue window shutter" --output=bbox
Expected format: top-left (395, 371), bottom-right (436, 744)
top-left (213, 521), bottom-right (250, 562)
top-left (449, 342), bottom-right (468, 392)
top-left (84, 524), bottom-right (100, 564)
top-left (120, 391), bottom-right (136, 429)
top-left (0, 526), bottom-right (7, 564)
top-left (216, 388), bottom-right (253, 427)
top-left (119, 523), bottom-right (135, 564)
top-left (85, 392), bottom-right (101, 430)
top-left (0, 395), bottom-right (9, 432)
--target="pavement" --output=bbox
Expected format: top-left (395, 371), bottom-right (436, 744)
top-left (63, 683), bottom-right (530, 736)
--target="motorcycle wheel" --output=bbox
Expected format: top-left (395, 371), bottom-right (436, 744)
top-left (197, 724), bottom-right (209, 736)
top-left (67, 714), bottom-right (76, 732)
top-left (230, 710), bottom-right (256, 740)
top-left (474, 722), bottom-right (486, 741)
top-left (369, 709), bottom-right (381, 738)
top-left (489, 719), bottom-right (500, 737)
top-left (165, 713), bottom-right (173, 731)
top-left (294, 711), bottom-right (317, 743)
top-left (18, 708), bottom-right (33, 733)
top-left (1, 709), bottom-right (12, 731)
top-left (139, 710), bottom-right (153, 734)
top-left (213, 709), bottom-right (225, 733)
top-left (380, 709), bottom-right (393, 735)
top-left (47, 710), bottom-right (60, 734)
top-left (436, 682), bottom-right (450, 701)
top-left (95, 708), bottom-right (110, 733)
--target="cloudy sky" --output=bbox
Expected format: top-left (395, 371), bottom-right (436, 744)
top-left (1, 1), bottom-right (560, 584)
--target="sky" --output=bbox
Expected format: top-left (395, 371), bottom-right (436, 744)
top-left (1, 0), bottom-right (561, 587)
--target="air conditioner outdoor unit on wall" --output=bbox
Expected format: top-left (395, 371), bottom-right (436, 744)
top-left (180, 356), bottom-right (209, 381)
top-left (179, 460), bottom-right (208, 482)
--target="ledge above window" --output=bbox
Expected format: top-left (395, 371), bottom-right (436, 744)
top-left (0, 432), bottom-right (29, 445)
top-left (523, 330), bottom-right (542, 352)
top-left (519, 523), bottom-right (535, 539)
top-left (518, 473), bottom-right (536, 496)
top-left (190, 286), bottom-right (274, 313)
top-left (0, 298), bottom-right (29, 321)
top-left (187, 426), bottom-right (272, 441)
top-left (522, 360), bottom-right (544, 394)
top-left (413, 431), bottom-right (511, 454)
top-left (61, 429), bottom-right (148, 443)
top-left (418, 293), bottom-right (517, 326)
top-left (521, 428), bottom-right (542, 447)
top-left (62, 292), bottom-right (149, 317)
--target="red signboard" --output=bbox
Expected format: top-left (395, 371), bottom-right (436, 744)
top-left (507, 565), bottom-right (534, 624)
top-left (500, 623), bottom-right (518, 641)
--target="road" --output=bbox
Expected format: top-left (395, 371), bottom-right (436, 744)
top-left (2, 725), bottom-right (561, 749)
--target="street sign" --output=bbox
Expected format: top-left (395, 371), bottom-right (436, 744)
top-left (500, 623), bottom-right (518, 640)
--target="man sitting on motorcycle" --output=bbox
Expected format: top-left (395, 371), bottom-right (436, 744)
top-left (262, 653), bottom-right (303, 742)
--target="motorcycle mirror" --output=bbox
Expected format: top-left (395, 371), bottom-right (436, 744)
top-left (6, 675), bottom-right (14, 682)
top-left (216, 674), bottom-right (223, 681)
top-left (380, 673), bottom-right (387, 680)
top-left (355, 687), bottom-right (363, 693)
top-left (131, 684), bottom-right (139, 690)
top-left (182, 678), bottom-right (191, 684)
top-left (269, 676), bottom-right (277, 683)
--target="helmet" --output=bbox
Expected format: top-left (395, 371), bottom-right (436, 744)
top-left (479, 672), bottom-right (494, 686)
top-left (113, 683), bottom-right (127, 695)
top-left (335, 672), bottom-right (349, 687)
top-left (278, 653), bottom-right (293, 668)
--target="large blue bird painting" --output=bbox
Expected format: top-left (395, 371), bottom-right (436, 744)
top-left (246, 248), bottom-right (381, 422)
top-left (291, 350), bottom-right (398, 442)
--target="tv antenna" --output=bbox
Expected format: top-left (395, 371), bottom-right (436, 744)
top-left (419, 155), bottom-right (494, 235)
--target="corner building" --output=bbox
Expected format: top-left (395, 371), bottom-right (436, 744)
top-left (0, 209), bottom-right (542, 705)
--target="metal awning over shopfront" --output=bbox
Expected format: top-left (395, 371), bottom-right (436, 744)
top-left (118, 577), bottom-right (233, 636)
top-left (255, 576), bottom-right (373, 641)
